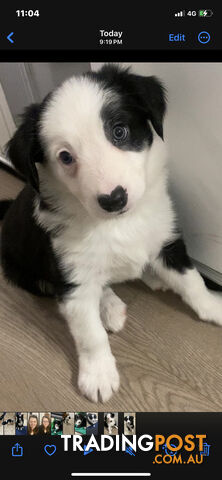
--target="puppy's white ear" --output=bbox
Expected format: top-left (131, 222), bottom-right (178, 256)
top-left (7, 100), bottom-right (47, 190)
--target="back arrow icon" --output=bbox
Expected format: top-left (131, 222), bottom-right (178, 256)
top-left (7, 32), bottom-right (14, 43)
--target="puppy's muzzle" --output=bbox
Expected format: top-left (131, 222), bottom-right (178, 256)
top-left (97, 186), bottom-right (128, 212)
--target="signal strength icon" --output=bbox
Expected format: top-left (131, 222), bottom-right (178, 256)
top-left (175, 10), bottom-right (185, 17)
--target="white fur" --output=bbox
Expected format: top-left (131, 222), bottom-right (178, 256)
top-left (100, 287), bottom-right (127, 333)
top-left (33, 75), bottom-right (222, 403)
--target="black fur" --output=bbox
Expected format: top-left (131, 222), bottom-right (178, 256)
top-left (124, 415), bottom-right (135, 432)
top-left (1, 91), bottom-right (76, 299)
top-left (75, 413), bottom-right (86, 428)
top-left (1, 186), bottom-right (74, 298)
top-left (160, 237), bottom-right (193, 273)
top-left (87, 413), bottom-right (98, 425)
top-left (101, 99), bottom-right (153, 151)
top-left (160, 238), bottom-right (222, 291)
top-left (6, 94), bottom-right (51, 190)
top-left (0, 200), bottom-right (13, 220)
top-left (88, 64), bottom-right (167, 144)
top-left (0, 159), bottom-right (25, 182)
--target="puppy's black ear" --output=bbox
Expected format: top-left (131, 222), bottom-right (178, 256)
top-left (93, 65), bottom-right (167, 139)
top-left (7, 103), bottom-right (44, 190)
top-left (132, 74), bottom-right (167, 139)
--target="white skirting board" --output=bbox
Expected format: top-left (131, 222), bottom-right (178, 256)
top-left (191, 258), bottom-right (222, 287)
top-left (142, 259), bottom-right (222, 290)
top-left (0, 154), bottom-right (14, 169)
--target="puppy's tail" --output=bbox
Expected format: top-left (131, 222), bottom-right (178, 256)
top-left (0, 200), bottom-right (13, 220)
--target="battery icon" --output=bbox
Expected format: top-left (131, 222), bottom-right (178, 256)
top-left (199, 9), bottom-right (213, 17)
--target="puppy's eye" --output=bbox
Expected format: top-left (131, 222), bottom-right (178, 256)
top-left (112, 125), bottom-right (128, 142)
top-left (58, 150), bottom-right (75, 165)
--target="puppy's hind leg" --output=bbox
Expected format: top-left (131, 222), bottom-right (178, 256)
top-left (151, 237), bottom-right (222, 326)
top-left (100, 287), bottom-right (127, 333)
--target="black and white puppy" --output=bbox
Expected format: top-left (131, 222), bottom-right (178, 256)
top-left (63, 413), bottom-right (71, 424)
top-left (16, 413), bottom-right (24, 431)
top-left (87, 413), bottom-right (98, 426)
top-left (104, 413), bottom-right (118, 434)
top-left (75, 413), bottom-right (86, 428)
top-left (2, 418), bottom-right (14, 426)
top-left (1, 64), bottom-right (222, 403)
top-left (54, 419), bottom-right (63, 432)
top-left (124, 415), bottom-right (135, 434)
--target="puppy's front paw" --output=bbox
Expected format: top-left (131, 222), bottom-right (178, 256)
top-left (100, 288), bottom-right (127, 333)
top-left (78, 350), bottom-right (120, 403)
top-left (197, 291), bottom-right (222, 326)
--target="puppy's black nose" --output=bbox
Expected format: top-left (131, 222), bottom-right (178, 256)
top-left (98, 186), bottom-right (128, 212)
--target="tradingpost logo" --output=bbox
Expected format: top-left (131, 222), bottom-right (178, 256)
top-left (62, 432), bottom-right (210, 465)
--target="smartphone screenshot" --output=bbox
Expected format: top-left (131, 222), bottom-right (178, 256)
top-left (0, 5), bottom-right (221, 478)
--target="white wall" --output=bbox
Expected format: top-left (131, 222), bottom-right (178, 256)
top-left (0, 82), bottom-right (15, 155)
top-left (92, 63), bottom-right (222, 278)
top-left (0, 63), bottom-right (91, 121)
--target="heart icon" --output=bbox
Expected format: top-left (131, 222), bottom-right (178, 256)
top-left (44, 444), bottom-right (57, 456)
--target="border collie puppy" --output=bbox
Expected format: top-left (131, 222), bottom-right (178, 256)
top-left (87, 413), bottom-right (98, 426)
top-left (124, 415), bottom-right (135, 434)
top-left (63, 413), bottom-right (71, 424)
top-left (2, 418), bottom-right (14, 426)
top-left (1, 65), bottom-right (222, 403)
top-left (16, 413), bottom-right (24, 431)
top-left (104, 413), bottom-right (118, 434)
top-left (54, 419), bottom-right (63, 432)
top-left (75, 413), bottom-right (86, 428)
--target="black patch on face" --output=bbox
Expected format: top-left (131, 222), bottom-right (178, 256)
top-left (75, 414), bottom-right (86, 427)
top-left (159, 237), bottom-right (193, 273)
top-left (101, 99), bottom-right (153, 151)
top-left (86, 64), bottom-right (166, 148)
top-left (7, 93), bottom-right (52, 191)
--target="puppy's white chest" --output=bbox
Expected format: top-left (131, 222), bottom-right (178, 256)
top-left (52, 190), bottom-right (173, 286)
top-left (58, 214), bottom-right (152, 285)
top-left (107, 229), bottom-right (148, 282)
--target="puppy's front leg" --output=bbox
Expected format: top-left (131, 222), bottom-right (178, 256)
top-left (59, 284), bottom-right (119, 402)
